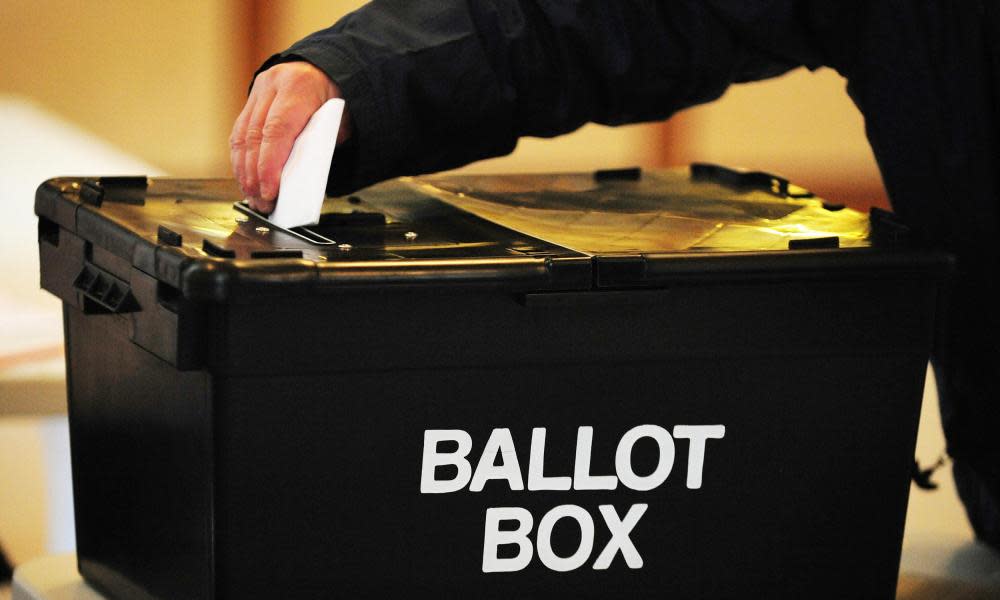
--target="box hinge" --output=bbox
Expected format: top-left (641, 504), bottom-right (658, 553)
top-left (594, 255), bottom-right (648, 288)
top-left (73, 262), bottom-right (139, 314)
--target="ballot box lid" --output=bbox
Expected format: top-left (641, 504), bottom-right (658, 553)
top-left (34, 164), bottom-right (948, 303)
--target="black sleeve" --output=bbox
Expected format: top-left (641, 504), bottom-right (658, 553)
top-left (257, 1), bottom-right (835, 195)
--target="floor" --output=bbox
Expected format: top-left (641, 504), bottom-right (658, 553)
top-left (896, 369), bottom-right (1000, 596)
top-left (1, 572), bottom-right (997, 599)
top-left (897, 574), bottom-right (999, 600)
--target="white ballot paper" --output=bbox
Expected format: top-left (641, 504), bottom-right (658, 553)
top-left (268, 98), bottom-right (345, 229)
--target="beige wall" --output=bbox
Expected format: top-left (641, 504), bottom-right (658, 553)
top-left (261, 1), bottom-right (368, 55)
top-left (0, 419), bottom-right (46, 565)
top-left (682, 69), bottom-right (876, 178)
top-left (671, 68), bottom-right (888, 209)
top-left (0, 1), bottom-right (248, 176)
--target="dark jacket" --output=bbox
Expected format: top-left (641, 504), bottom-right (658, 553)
top-left (260, 0), bottom-right (1000, 546)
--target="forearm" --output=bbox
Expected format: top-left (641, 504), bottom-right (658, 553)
top-left (258, 1), bottom-right (839, 195)
top-left (260, 2), bottom-right (770, 193)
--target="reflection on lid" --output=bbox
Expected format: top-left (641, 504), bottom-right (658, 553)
top-left (418, 169), bottom-right (870, 255)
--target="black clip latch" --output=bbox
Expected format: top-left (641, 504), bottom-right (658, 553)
top-left (691, 163), bottom-right (814, 198)
top-left (78, 176), bottom-right (149, 208)
top-left (594, 167), bottom-right (642, 182)
top-left (79, 181), bottom-right (104, 207)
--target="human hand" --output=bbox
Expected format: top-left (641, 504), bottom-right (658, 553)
top-left (230, 61), bottom-right (351, 214)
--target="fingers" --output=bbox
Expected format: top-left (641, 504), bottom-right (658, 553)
top-left (230, 62), bottom-right (346, 214)
top-left (229, 96), bottom-right (255, 199)
top-left (242, 87), bottom-right (277, 212)
top-left (258, 100), bottom-right (317, 212)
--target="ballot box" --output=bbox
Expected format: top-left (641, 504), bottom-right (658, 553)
top-left (36, 165), bottom-right (948, 599)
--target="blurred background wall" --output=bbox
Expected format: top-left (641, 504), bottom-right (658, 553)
top-left (0, 1), bottom-right (248, 176)
top-left (0, 0), bottom-right (888, 571)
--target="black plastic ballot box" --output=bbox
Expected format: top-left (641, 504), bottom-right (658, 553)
top-left (36, 165), bottom-right (948, 599)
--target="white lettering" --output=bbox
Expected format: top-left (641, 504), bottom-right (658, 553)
top-left (536, 505), bottom-right (595, 572)
top-left (592, 504), bottom-right (647, 569)
top-left (615, 425), bottom-right (675, 491)
top-left (573, 426), bottom-right (618, 490)
top-left (470, 428), bottom-right (525, 492)
top-left (673, 425), bottom-right (726, 489)
top-left (528, 428), bottom-right (572, 491)
top-left (420, 429), bottom-right (473, 494)
top-left (482, 507), bottom-right (534, 573)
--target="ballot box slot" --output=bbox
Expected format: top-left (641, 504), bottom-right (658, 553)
top-left (233, 202), bottom-right (407, 250)
top-left (234, 201), bottom-right (337, 245)
top-left (232, 199), bottom-right (583, 263)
